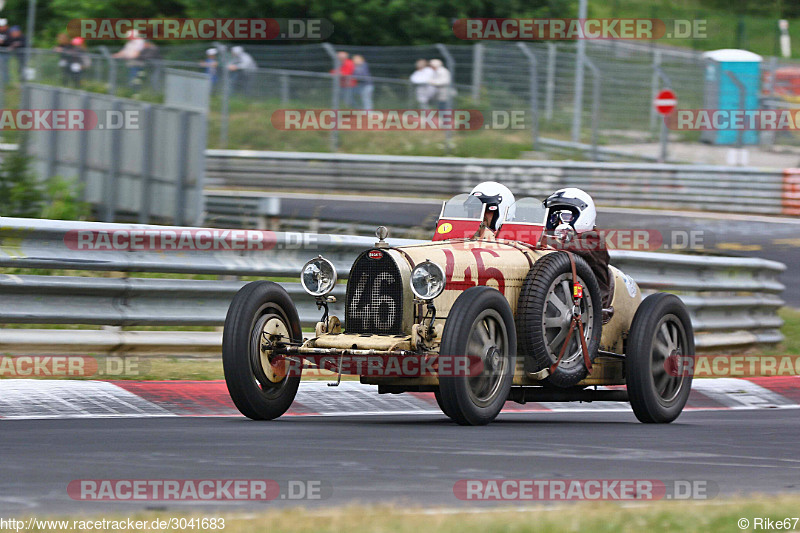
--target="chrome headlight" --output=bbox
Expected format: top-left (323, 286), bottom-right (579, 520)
top-left (410, 260), bottom-right (446, 300)
top-left (301, 256), bottom-right (337, 297)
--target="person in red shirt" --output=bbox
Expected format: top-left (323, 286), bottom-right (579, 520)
top-left (331, 51), bottom-right (356, 107)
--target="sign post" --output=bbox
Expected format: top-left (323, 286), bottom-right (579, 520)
top-left (654, 88), bottom-right (676, 163)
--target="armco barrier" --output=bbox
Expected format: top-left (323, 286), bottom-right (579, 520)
top-left (205, 150), bottom-right (792, 215)
top-left (0, 217), bottom-right (786, 354)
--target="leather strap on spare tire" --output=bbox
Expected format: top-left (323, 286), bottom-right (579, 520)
top-left (549, 251), bottom-right (593, 375)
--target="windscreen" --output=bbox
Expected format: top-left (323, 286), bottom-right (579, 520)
top-left (505, 198), bottom-right (547, 225)
top-left (440, 194), bottom-right (486, 221)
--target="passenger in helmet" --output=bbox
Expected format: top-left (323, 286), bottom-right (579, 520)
top-left (543, 188), bottom-right (612, 309)
top-left (469, 181), bottom-right (515, 239)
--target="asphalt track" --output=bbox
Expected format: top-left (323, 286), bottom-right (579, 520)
top-left (1, 409), bottom-right (798, 514)
top-left (259, 193), bottom-right (800, 306)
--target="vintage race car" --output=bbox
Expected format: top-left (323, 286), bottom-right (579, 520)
top-left (222, 194), bottom-right (694, 425)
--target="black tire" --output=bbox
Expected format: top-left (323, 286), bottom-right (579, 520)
top-left (222, 281), bottom-right (303, 420)
top-left (438, 286), bottom-right (516, 426)
top-left (434, 389), bottom-right (455, 420)
top-left (516, 252), bottom-right (602, 388)
top-left (626, 293), bottom-right (694, 423)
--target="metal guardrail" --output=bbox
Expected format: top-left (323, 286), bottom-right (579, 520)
top-left (205, 150), bottom-right (792, 215)
top-left (0, 217), bottom-right (786, 353)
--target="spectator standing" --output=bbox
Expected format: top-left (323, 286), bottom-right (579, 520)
top-left (0, 19), bottom-right (8, 47)
top-left (137, 41), bottom-right (161, 91)
top-left (331, 51), bottom-right (355, 107)
top-left (54, 33), bottom-right (72, 85)
top-left (410, 59), bottom-right (435, 109)
top-left (429, 59), bottom-right (452, 110)
top-left (112, 30), bottom-right (146, 86)
top-left (201, 48), bottom-right (219, 86)
top-left (6, 26), bottom-right (27, 80)
top-left (228, 46), bottom-right (257, 95)
top-left (65, 37), bottom-right (90, 88)
top-left (0, 20), bottom-right (9, 83)
top-left (352, 54), bottom-right (373, 110)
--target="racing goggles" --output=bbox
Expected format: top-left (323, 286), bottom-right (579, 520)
top-left (547, 210), bottom-right (574, 229)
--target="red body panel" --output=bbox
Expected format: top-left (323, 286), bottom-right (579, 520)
top-left (494, 223), bottom-right (545, 247)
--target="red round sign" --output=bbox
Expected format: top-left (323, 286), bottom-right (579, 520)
top-left (654, 89), bottom-right (677, 116)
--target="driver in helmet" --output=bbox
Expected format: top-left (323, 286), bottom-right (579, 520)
top-left (468, 181), bottom-right (515, 240)
top-left (543, 188), bottom-right (612, 310)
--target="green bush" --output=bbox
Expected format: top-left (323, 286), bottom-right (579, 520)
top-left (0, 150), bottom-right (91, 220)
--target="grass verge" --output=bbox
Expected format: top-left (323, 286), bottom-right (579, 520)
top-left (16, 496), bottom-right (800, 532)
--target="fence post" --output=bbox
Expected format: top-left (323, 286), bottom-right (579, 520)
top-left (98, 46), bottom-right (116, 95)
top-left (654, 66), bottom-right (673, 163)
top-left (321, 43), bottom-right (340, 152)
top-left (762, 57), bottom-right (778, 149)
top-left (175, 110), bottom-right (191, 226)
top-left (435, 43), bottom-right (455, 153)
top-left (24, 0), bottom-right (36, 81)
top-left (545, 43), bottom-right (556, 121)
top-left (0, 52), bottom-right (7, 111)
top-left (649, 49), bottom-right (662, 132)
top-left (139, 104), bottom-right (153, 224)
top-left (570, 0), bottom-right (588, 142)
top-left (280, 72), bottom-right (289, 104)
top-left (103, 100), bottom-right (122, 222)
top-left (215, 43), bottom-right (230, 149)
top-left (471, 43), bottom-right (483, 103)
top-left (192, 111), bottom-right (208, 226)
top-left (516, 43), bottom-right (539, 150)
top-left (725, 71), bottom-right (746, 164)
top-left (46, 89), bottom-right (60, 180)
top-left (77, 93), bottom-right (90, 202)
top-left (585, 58), bottom-right (601, 161)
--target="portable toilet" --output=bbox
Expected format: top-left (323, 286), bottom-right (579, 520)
top-left (701, 49), bottom-right (762, 145)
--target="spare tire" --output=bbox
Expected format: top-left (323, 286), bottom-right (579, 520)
top-left (516, 252), bottom-right (602, 388)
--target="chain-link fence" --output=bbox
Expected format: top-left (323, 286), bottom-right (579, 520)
top-left (3, 41), bottom-right (800, 159)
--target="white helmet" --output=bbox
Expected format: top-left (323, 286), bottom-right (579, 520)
top-left (469, 181), bottom-right (515, 231)
top-left (543, 188), bottom-right (596, 233)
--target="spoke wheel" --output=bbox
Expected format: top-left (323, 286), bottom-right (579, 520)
top-left (517, 252), bottom-right (602, 388)
top-left (438, 286), bottom-right (516, 426)
top-left (627, 293), bottom-right (694, 423)
top-left (223, 281), bottom-right (303, 420)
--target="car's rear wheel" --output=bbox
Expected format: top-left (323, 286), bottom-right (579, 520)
top-left (438, 286), bottom-right (516, 426)
top-left (223, 281), bottom-right (302, 420)
top-left (626, 293), bottom-right (694, 423)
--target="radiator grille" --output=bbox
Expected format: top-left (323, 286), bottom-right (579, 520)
top-left (345, 250), bottom-right (404, 335)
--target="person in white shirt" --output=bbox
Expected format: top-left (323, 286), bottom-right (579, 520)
top-left (228, 46), bottom-right (257, 94)
top-left (428, 59), bottom-right (452, 110)
top-left (409, 59), bottom-right (435, 109)
top-left (112, 30), bottom-right (146, 86)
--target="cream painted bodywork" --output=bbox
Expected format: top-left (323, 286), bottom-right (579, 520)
top-left (309, 238), bottom-right (642, 387)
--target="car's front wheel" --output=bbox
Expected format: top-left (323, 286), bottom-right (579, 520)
top-left (438, 286), bottom-right (516, 426)
top-left (223, 281), bottom-right (302, 420)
